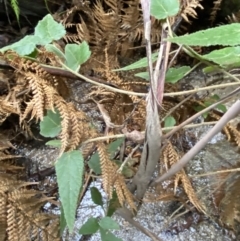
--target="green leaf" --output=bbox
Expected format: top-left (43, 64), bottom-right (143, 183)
top-left (217, 104), bottom-right (227, 113)
top-left (35, 14), bottom-right (66, 45)
top-left (166, 66), bottom-right (190, 83)
top-left (202, 46), bottom-right (240, 68)
top-left (56, 150), bottom-right (84, 232)
top-left (45, 140), bottom-right (62, 147)
top-left (11, 0), bottom-right (20, 23)
top-left (40, 110), bottom-right (62, 138)
top-left (0, 14), bottom-right (66, 56)
top-left (202, 112), bottom-right (208, 119)
top-left (210, 94), bottom-right (220, 100)
top-left (106, 191), bottom-right (120, 217)
top-left (134, 72), bottom-right (149, 80)
top-left (168, 23), bottom-right (240, 46)
top-left (99, 217), bottom-right (120, 230)
top-left (28, 48), bottom-right (38, 58)
top-left (45, 44), bottom-right (66, 60)
top-left (90, 187), bottom-right (103, 206)
top-left (88, 152), bottom-right (102, 175)
top-left (65, 41), bottom-right (91, 71)
top-left (113, 160), bottom-right (134, 178)
top-left (79, 217), bottom-right (99, 235)
top-left (60, 206), bottom-right (67, 235)
top-left (108, 138), bottom-right (124, 159)
top-left (193, 95), bottom-right (227, 118)
top-left (135, 66), bottom-right (190, 82)
top-left (193, 105), bottom-right (209, 118)
top-left (99, 228), bottom-right (122, 241)
top-left (121, 166), bottom-right (134, 178)
top-left (113, 52), bottom-right (158, 71)
top-left (164, 116), bottom-right (176, 128)
top-left (202, 65), bottom-right (220, 74)
top-left (151, 0), bottom-right (180, 19)
top-left (0, 35), bottom-right (41, 56)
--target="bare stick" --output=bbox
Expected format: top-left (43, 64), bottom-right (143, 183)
top-left (190, 167), bottom-right (240, 178)
top-left (41, 63), bottom-right (240, 97)
top-left (164, 81), bottom-right (240, 97)
top-left (58, 63), bottom-right (146, 97)
top-left (82, 121), bottom-right (218, 144)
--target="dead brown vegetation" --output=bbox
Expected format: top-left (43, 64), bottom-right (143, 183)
top-left (1, 0), bottom-right (240, 240)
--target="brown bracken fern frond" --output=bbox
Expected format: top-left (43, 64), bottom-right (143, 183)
top-left (114, 173), bottom-right (136, 210)
top-left (0, 138), bottom-right (59, 241)
top-left (0, 164), bottom-right (59, 241)
top-left (210, 0), bottom-right (223, 24)
top-left (4, 56), bottom-right (91, 154)
top-left (54, 96), bottom-right (70, 155)
top-left (225, 123), bottom-right (240, 147)
top-left (180, 0), bottom-right (203, 23)
top-left (180, 171), bottom-right (206, 213)
top-left (97, 142), bottom-right (116, 196)
top-left (162, 141), bottom-right (205, 213)
top-left (6, 188), bottom-right (59, 241)
top-left (97, 142), bottom-right (136, 210)
top-left (0, 97), bottom-right (19, 125)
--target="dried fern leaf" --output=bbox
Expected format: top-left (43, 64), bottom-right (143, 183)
top-left (54, 96), bottom-right (70, 155)
top-left (162, 141), bottom-right (205, 212)
top-left (25, 73), bottom-right (45, 121)
top-left (0, 193), bottom-right (7, 241)
top-left (180, 172), bottom-right (205, 213)
top-left (115, 173), bottom-right (136, 211)
top-left (97, 142), bottom-right (115, 196)
top-left (226, 123), bottom-right (240, 147)
top-left (97, 142), bottom-right (135, 209)
top-left (181, 0), bottom-right (203, 23)
top-left (210, 0), bottom-right (223, 24)
top-left (4, 183), bottom-right (60, 241)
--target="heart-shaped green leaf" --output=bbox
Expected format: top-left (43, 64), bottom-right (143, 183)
top-left (40, 110), bottom-right (62, 138)
top-left (65, 41), bottom-right (91, 71)
top-left (35, 14), bottom-right (66, 45)
top-left (151, 0), bottom-right (180, 20)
